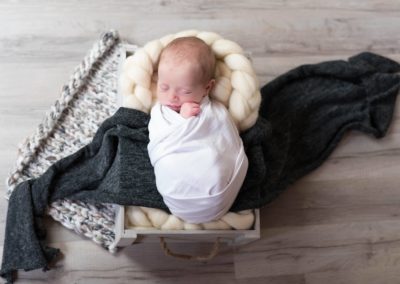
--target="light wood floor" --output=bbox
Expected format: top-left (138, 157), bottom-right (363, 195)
top-left (2, 1), bottom-right (400, 283)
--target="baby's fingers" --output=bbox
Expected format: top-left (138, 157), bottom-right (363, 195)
top-left (191, 105), bottom-right (201, 115)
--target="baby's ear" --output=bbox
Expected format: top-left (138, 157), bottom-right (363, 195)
top-left (205, 79), bottom-right (216, 95)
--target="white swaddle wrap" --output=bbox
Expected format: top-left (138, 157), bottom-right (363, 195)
top-left (148, 96), bottom-right (248, 224)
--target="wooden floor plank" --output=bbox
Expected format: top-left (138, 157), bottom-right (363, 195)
top-left (235, 220), bottom-right (400, 278)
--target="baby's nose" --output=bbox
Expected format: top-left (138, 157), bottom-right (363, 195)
top-left (168, 91), bottom-right (178, 101)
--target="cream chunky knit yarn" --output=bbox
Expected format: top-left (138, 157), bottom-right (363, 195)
top-left (119, 29), bottom-right (261, 131)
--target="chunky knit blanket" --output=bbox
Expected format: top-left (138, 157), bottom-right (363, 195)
top-left (5, 31), bottom-right (122, 247)
top-left (2, 30), bottom-right (400, 283)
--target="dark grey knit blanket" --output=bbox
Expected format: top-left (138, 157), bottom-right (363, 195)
top-left (2, 52), bottom-right (400, 283)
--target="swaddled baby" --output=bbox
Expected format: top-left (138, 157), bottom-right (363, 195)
top-left (148, 36), bottom-right (248, 224)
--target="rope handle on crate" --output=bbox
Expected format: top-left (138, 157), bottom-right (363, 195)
top-left (159, 237), bottom-right (220, 261)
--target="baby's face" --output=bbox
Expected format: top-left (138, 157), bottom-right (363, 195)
top-left (157, 57), bottom-right (212, 112)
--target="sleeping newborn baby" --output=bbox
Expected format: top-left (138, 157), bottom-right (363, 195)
top-left (147, 36), bottom-right (248, 224)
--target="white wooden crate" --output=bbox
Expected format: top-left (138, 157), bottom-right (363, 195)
top-left (113, 43), bottom-right (261, 250)
top-left (113, 205), bottom-right (260, 247)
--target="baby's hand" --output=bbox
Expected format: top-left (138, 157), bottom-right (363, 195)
top-left (180, 102), bottom-right (201, 118)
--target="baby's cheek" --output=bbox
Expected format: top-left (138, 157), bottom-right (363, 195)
top-left (157, 94), bottom-right (167, 104)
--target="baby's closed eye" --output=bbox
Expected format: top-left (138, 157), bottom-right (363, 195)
top-left (159, 84), bottom-right (169, 91)
top-left (181, 90), bottom-right (192, 95)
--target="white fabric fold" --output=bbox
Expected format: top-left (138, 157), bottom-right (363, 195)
top-left (148, 97), bottom-right (248, 223)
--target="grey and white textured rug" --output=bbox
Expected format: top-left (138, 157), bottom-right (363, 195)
top-left (5, 30), bottom-right (129, 251)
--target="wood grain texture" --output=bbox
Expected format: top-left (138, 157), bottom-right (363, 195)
top-left (1, 0), bottom-right (400, 283)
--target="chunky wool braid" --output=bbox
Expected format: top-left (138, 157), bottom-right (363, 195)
top-left (119, 29), bottom-right (261, 131)
top-left (126, 206), bottom-right (254, 230)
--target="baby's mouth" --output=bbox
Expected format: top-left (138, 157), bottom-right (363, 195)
top-left (168, 105), bottom-right (181, 112)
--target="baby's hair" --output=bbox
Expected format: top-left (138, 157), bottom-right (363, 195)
top-left (159, 36), bottom-right (216, 83)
